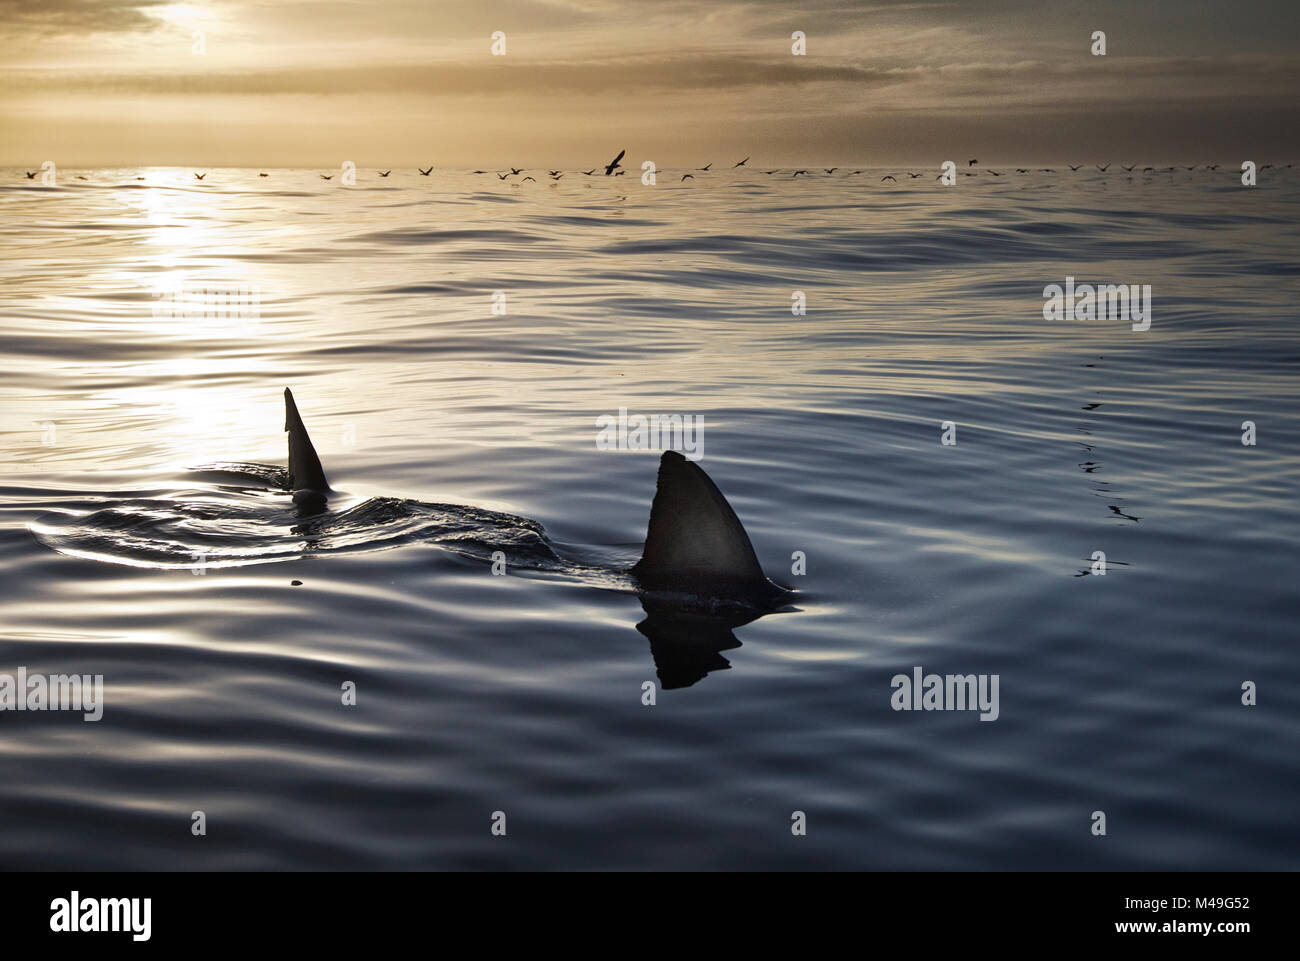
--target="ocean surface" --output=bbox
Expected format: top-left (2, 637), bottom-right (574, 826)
top-left (1, 165), bottom-right (1297, 870)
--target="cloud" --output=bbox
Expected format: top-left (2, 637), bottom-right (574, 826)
top-left (0, 0), bottom-right (170, 36)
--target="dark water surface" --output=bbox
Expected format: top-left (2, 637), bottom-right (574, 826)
top-left (1, 167), bottom-right (1297, 869)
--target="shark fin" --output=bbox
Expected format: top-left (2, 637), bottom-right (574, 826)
top-left (631, 451), bottom-right (785, 605)
top-left (284, 388), bottom-right (329, 493)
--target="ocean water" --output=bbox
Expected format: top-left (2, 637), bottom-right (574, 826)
top-left (0, 166), bottom-right (1297, 870)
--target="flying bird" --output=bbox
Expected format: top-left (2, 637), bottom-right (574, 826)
top-left (258, 172), bottom-right (268, 177)
top-left (762, 170), bottom-right (777, 175)
top-left (76, 175), bottom-right (88, 180)
top-left (24, 171), bottom-right (36, 179)
top-left (880, 175), bottom-right (897, 182)
top-left (968, 159), bottom-right (978, 166)
top-left (824, 168), bottom-right (837, 174)
top-left (549, 170), bottom-right (561, 177)
top-left (1121, 164), bottom-right (1135, 172)
top-left (1097, 162), bottom-right (1111, 172)
top-left (1068, 164), bottom-right (1083, 171)
top-left (908, 172), bottom-right (923, 178)
top-left (988, 169), bottom-right (1002, 176)
top-left (378, 170), bottom-right (391, 177)
top-left (613, 170), bottom-right (625, 176)
top-left (510, 167), bottom-right (524, 176)
top-left (681, 174), bottom-right (694, 181)
top-left (522, 176), bottom-right (536, 182)
top-left (698, 163), bottom-right (712, 171)
top-left (418, 166), bottom-right (433, 176)
top-left (581, 169), bottom-right (596, 176)
top-left (550, 173), bottom-right (564, 179)
top-left (194, 172), bottom-right (206, 180)
top-left (792, 170), bottom-right (808, 177)
top-left (320, 174), bottom-right (332, 180)
top-left (733, 157), bottom-right (749, 167)
top-left (1016, 168), bottom-right (1029, 173)
top-left (497, 173), bottom-right (509, 180)
top-left (604, 150), bottom-right (625, 176)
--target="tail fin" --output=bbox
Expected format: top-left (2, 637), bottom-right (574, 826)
top-left (284, 388), bottom-right (328, 493)
top-left (631, 451), bottom-right (784, 604)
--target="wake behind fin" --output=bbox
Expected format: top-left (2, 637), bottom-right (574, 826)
top-left (284, 388), bottom-right (329, 494)
top-left (631, 451), bottom-right (786, 606)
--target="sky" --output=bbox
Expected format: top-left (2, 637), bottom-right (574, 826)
top-left (1, 0), bottom-right (1298, 167)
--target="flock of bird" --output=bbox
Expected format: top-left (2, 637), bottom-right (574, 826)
top-left (20, 153), bottom-right (1296, 186)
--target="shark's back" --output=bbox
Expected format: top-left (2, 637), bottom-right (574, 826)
top-left (631, 451), bottom-right (785, 606)
top-left (284, 387), bottom-right (329, 496)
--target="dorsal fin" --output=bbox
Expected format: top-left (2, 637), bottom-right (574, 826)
top-left (631, 451), bottom-right (783, 603)
top-left (284, 388), bottom-right (328, 493)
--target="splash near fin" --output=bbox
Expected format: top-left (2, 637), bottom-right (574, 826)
top-left (284, 388), bottom-right (329, 493)
top-left (631, 451), bottom-right (785, 605)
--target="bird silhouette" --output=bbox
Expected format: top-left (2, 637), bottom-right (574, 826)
top-left (76, 175), bottom-right (87, 180)
top-left (850, 170), bottom-right (863, 175)
top-left (968, 159), bottom-right (977, 166)
top-left (698, 163), bottom-right (712, 171)
top-left (681, 174), bottom-right (694, 181)
top-left (1097, 162), bottom-right (1111, 172)
top-left (551, 173), bottom-right (564, 179)
top-left (509, 167), bottom-right (524, 176)
top-left (880, 175), bottom-right (897, 182)
top-left (1207, 164), bottom-right (1220, 171)
top-left (497, 173), bottom-right (509, 180)
top-left (258, 172), bottom-right (268, 177)
top-left (613, 170), bottom-right (625, 176)
top-left (1143, 167), bottom-right (1154, 172)
top-left (320, 174), bottom-right (332, 180)
top-left (762, 170), bottom-right (777, 175)
top-left (24, 171), bottom-right (36, 179)
top-left (824, 167), bottom-right (837, 174)
top-left (379, 170), bottom-right (391, 177)
top-left (1121, 164), bottom-right (1135, 172)
top-left (1039, 168), bottom-right (1055, 173)
top-left (988, 169), bottom-right (1002, 176)
top-left (136, 176), bottom-right (144, 181)
top-left (792, 169), bottom-right (808, 177)
top-left (581, 169), bottom-right (596, 176)
top-left (1184, 165), bottom-right (1196, 171)
top-left (549, 170), bottom-right (561, 177)
top-left (522, 176), bottom-right (536, 182)
top-left (733, 157), bottom-right (750, 167)
top-left (1068, 164), bottom-right (1083, 171)
top-left (604, 150), bottom-right (625, 176)
top-left (194, 172), bottom-right (206, 180)
top-left (908, 172), bottom-right (923, 178)
top-left (418, 166), bottom-right (433, 176)
top-left (1016, 168), bottom-right (1029, 173)
top-left (471, 170), bottom-right (487, 174)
